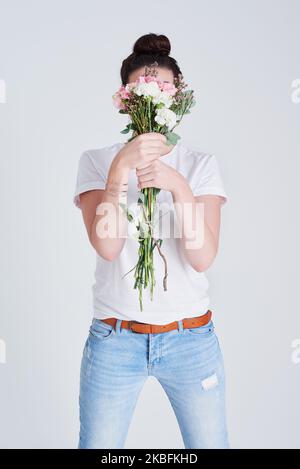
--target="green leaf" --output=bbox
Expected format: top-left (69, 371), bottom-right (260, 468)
top-left (120, 123), bottom-right (133, 134)
top-left (165, 132), bottom-right (181, 145)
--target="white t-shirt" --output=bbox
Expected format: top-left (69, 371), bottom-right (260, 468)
top-left (73, 141), bottom-right (228, 325)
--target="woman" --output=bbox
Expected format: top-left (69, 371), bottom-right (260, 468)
top-left (73, 33), bottom-right (230, 449)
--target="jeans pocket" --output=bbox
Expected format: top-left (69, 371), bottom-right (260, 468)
top-left (186, 320), bottom-right (215, 336)
top-left (88, 319), bottom-right (115, 341)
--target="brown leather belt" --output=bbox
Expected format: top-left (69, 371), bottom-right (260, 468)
top-left (101, 310), bottom-right (212, 334)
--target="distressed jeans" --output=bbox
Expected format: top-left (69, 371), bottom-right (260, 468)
top-left (78, 317), bottom-right (230, 449)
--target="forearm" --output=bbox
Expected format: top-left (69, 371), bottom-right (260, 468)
top-left (171, 176), bottom-right (218, 272)
top-left (90, 156), bottom-right (130, 261)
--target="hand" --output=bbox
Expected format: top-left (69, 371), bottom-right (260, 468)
top-left (114, 132), bottom-right (172, 171)
top-left (136, 159), bottom-right (186, 194)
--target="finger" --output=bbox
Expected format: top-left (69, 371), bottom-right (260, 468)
top-left (160, 143), bottom-right (175, 156)
top-left (142, 132), bottom-right (167, 143)
top-left (142, 142), bottom-right (167, 153)
top-left (138, 180), bottom-right (159, 190)
top-left (142, 132), bottom-right (166, 142)
top-left (138, 172), bottom-right (155, 183)
top-left (136, 164), bottom-right (153, 176)
top-left (136, 158), bottom-right (157, 170)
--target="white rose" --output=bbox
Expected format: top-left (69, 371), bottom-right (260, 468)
top-left (134, 81), bottom-right (161, 98)
top-left (152, 91), bottom-right (173, 108)
top-left (154, 108), bottom-right (177, 129)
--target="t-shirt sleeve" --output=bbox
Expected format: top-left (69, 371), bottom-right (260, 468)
top-left (73, 150), bottom-right (106, 208)
top-left (191, 153), bottom-right (229, 206)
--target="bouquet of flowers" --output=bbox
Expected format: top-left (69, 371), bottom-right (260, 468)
top-left (112, 62), bottom-right (196, 311)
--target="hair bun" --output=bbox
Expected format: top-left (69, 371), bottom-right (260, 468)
top-left (133, 33), bottom-right (171, 56)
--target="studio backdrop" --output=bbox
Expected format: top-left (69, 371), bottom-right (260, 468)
top-left (0, 0), bottom-right (299, 448)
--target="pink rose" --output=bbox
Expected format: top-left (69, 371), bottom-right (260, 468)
top-left (112, 92), bottom-right (125, 110)
top-left (160, 82), bottom-right (177, 96)
top-left (119, 85), bottom-right (130, 99)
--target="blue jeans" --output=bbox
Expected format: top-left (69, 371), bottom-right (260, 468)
top-left (78, 317), bottom-right (230, 449)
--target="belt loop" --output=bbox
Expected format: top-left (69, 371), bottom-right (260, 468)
top-left (177, 319), bottom-right (184, 333)
top-left (115, 319), bottom-right (122, 334)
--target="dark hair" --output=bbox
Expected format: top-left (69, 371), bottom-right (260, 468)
top-left (120, 33), bottom-right (182, 85)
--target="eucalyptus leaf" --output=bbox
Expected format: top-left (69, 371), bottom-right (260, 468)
top-left (165, 132), bottom-right (181, 145)
top-left (120, 123), bottom-right (133, 134)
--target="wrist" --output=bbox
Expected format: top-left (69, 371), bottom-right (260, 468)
top-left (106, 155), bottom-right (128, 192)
top-left (171, 172), bottom-right (190, 197)
top-left (113, 152), bottom-right (130, 175)
top-left (106, 154), bottom-right (130, 189)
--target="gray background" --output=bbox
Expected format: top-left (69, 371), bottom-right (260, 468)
top-left (0, 0), bottom-right (299, 449)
